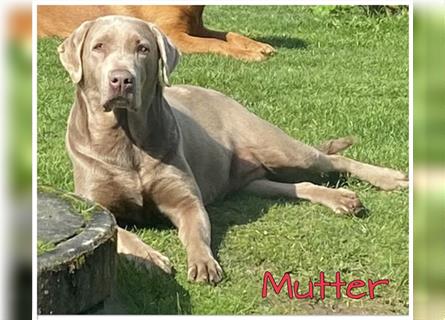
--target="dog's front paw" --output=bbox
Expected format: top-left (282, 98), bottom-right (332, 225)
top-left (141, 247), bottom-right (173, 274)
top-left (255, 41), bottom-right (276, 56)
top-left (227, 32), bottom-right (276, 57)
top-left (187, 254), bottom-right (223, 284)
top-left (236, 49), bottom-right (270, 61)
top-left (117, 227), bottom-right (173, 274)
top-left (120, 243), bottom-right (173, 274)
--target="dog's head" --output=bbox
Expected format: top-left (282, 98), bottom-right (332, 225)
top-left (58, 15), bottom-right (180, 112)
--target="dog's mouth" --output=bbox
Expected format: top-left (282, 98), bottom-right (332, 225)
top-left (103, 96), bottom-right (132, 112)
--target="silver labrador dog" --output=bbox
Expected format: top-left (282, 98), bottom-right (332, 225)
top-left (58, 15), bottom-right (408, 284)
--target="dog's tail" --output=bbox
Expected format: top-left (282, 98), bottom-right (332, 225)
top-left (317, 136), bottom-right (357, 154)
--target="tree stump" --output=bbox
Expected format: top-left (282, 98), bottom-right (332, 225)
top-left (37, 188), bottom-right (117, 314)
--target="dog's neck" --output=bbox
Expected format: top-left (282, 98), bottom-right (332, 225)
top-left (114, 85), bottom-right (180, 160)
top-left (77, 84), bottom-right (179, 161)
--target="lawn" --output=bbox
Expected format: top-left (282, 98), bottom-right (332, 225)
top-left (37, 5), bottom-right (409, 315)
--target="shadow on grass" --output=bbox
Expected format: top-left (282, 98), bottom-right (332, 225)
top-left (207, 172), bottom-right (365, 258)
top-left (115, 257), bottom-right (192, 315)
top-left (256, 35), bottom-right (308, 49)
top-left (208, 193), bottom-right (277, 257)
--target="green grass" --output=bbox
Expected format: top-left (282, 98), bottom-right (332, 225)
top-left (39, 185), bottom-right (100, 221)
top-left (37, 240), bottom-right (56, 256)
top-left (37, 6), bottom-right (409, 315)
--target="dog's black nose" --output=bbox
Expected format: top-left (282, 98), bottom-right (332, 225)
top-left (109, 70), bottom-right (134, 94)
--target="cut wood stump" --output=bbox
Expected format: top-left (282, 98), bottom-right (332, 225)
top-left (37, 187), bottom-right (117, 314)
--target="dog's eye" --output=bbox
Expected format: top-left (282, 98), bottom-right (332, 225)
top-left (93, 43), bottom-right (104, 51)
top-left (137, 44), bottom-right (149, 54)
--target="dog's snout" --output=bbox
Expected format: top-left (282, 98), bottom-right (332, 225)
top-left (109, 70), bottom-right (134, 93)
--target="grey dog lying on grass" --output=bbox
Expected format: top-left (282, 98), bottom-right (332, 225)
top-left (58, 15), bottom-right (408, 284)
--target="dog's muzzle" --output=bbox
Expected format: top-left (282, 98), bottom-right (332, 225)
top-left (103, 69), bottom-right (135, 112)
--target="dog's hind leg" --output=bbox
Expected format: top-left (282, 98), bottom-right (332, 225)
top-left (260, 144), bottom-right (408, 190)
top-left (320, 154), bottom-right (409, 190)
top-left (244, 121), bottom-right (408, 190)
top-left (247, 128), bottom-right (407, 190)
top-left (243, 179), bottom-right (364, 215)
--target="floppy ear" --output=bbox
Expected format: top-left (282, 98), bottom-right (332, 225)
top-left (147, 23), bottom-right (181, 87)
top-left (57, 20), bottom-right (94, 83)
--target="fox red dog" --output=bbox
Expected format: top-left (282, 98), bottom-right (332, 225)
top-left (38, 5), bottom-right (275, 61)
